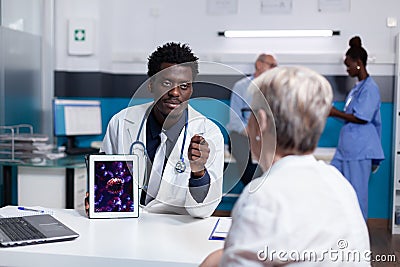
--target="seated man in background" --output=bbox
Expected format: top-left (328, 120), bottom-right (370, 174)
top-left (201, 66), bottom-right (370, 266)
top-left (227, 54), bottom-right (277, 186)
top-left (88, 42), bottom-right (224, 218)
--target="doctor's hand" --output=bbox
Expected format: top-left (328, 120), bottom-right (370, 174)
top-left (84, 192), bottom-right (90, 217)
top-left (188, 134), bottom-right (210, 177)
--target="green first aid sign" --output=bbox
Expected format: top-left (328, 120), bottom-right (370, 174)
top-left (74, 29), bottom-right (86, 41)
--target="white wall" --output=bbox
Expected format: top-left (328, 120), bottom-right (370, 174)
top-left (1, 0), bottom-right (43, 35)
top-left (54, 0), bottom-right (400, 75)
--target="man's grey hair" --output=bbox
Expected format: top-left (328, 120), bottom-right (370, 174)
top-left (250, 66), bottom-right (333, 155)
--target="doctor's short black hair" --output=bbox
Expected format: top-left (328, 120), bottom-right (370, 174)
top-left (147, 42), bottom-right (199, 79)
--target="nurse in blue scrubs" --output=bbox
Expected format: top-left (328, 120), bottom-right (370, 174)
top-left (330, 36), bottom-right (384, 221)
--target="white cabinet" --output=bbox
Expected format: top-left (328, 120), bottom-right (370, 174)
top-left (17, 166), bottom-right (87, 210)
top-left (391, 33), bottom-right (400, 234)
top-left (73, 167), bottom-right (87, 210)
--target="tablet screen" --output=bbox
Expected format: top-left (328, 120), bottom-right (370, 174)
top-left (89, 154), bottom-right (139, 218)
top-left (94, 160), bottom-right (134, 212)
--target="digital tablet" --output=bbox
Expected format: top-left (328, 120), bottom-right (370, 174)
top-left (88, 154), bottom-right (139, 218)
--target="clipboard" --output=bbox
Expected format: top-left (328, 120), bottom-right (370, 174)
top-left (209, 217), bottom-right (232, 240)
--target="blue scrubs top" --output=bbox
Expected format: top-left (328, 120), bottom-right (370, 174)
top-left (333, 76), bottom-right (385, 161)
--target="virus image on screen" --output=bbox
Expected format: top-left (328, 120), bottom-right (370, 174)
top-left (94, 160), bottom-right (134, 212)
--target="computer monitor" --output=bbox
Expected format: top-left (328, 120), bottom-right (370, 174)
top-left (53, 99), bottom-right (102, 154)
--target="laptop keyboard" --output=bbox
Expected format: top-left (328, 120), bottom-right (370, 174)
top-left (0, 217), bottom-right (46, 241)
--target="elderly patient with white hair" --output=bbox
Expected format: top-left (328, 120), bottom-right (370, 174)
top-left (200, 66), bottom-right (370, 267)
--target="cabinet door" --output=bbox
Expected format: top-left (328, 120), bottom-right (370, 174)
top-left (74, 167), bottom-right (87, 210)
top-left (18, 166), bottom-right (66, 208)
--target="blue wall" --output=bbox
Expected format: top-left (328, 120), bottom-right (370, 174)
top-left (319, 102), bottom-right (393, 219)
top-left (56, 97), bottom-right (394, 219)
top-left (214, 101), bottom-right (393, 218)
top-left (58, 97), bottom-right (231, 147)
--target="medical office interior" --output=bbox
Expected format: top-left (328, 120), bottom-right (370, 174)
top-left (1, 0), bottom-right (400, 264)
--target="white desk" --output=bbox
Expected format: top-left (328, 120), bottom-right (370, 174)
top-left (313, 147), bottom-right (336, 163)
top-left (0, 207), bottom-right (224, 267)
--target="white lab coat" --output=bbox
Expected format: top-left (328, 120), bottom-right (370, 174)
top-left (101, 102), bottom-right (224, 218)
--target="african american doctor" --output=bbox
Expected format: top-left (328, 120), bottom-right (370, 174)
top-left (101, 42), bottom-right (224, 218)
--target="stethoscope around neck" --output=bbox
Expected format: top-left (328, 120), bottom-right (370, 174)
top-left (129, 106), bottom-right (189, 176)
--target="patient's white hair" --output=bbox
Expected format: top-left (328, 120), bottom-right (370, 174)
top-left (250, 66), bottom-right (333, 155)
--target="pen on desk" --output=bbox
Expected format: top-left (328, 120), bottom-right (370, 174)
top-left (17, 207), bottom-right (45, 213)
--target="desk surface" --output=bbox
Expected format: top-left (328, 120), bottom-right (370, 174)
top-left (313, 147), bottom-right (336, 163)
top-left (0, 206), bottom-right (224, 267)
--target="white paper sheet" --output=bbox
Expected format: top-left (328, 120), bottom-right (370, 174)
top-left (209, 217), bottom-right (232, 240)
top-left (0, 206), bottom-right (55, 218)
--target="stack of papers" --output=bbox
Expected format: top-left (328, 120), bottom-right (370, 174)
top-left (0, 133), bottom-right (49, 142)
top-left (0, 124), bottom-right (66, 162)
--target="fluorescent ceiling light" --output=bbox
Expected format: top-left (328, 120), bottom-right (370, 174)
top-left (218, 30), bottom-right (340, 38)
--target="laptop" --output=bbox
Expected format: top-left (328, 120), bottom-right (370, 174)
top-left (0, 214), bottom-right (79, 247)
